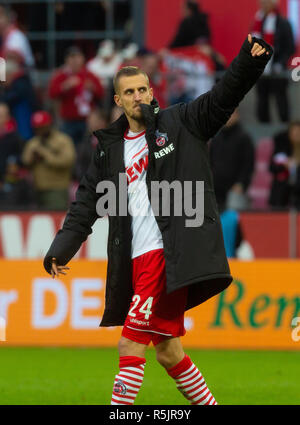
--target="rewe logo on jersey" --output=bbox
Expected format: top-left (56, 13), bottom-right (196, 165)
top-left (126, 155), bottom-right (149, 185)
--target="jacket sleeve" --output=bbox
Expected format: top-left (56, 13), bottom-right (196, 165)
top-left (179, 36), bottom-right (273, 142)
top-left (43, 144), bottom-right (103, 274)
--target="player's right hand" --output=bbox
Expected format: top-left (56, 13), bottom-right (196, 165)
top-left (248, 34), bottom-right (269, 57)
top-left (51, 257), bottom-right (70, 279)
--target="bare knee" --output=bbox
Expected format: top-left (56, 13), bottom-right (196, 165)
top-left (155, 338), bottom-right (185, 369)
top-left (118, 336), bottom-right (147, 358)
top-left (156, 351), bottom-right (178, 369)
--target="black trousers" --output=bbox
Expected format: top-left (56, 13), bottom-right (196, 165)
top-left (256, 76), bottom-right (290, 123)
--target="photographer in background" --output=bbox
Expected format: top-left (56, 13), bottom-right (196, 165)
top-left (22, 111), bottom-right (76, 210)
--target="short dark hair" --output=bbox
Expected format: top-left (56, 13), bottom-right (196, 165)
top-left (64, 45), bottom-right (84, 59)
top-left (113, 66), bottom-right (149, 94)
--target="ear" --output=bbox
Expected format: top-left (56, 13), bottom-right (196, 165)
top-left (114, 94), bottom-right (122, 108)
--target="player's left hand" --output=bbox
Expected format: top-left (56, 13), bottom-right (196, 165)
top-left (51, 257), bottom-right (70, 279)
top-left (248, 34), bottom-right (270, 57)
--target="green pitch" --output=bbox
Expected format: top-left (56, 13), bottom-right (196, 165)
top-left (0, 347), bottom-right (299, 405)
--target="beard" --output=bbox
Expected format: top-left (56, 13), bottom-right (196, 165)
top-left (131, 113), bottom-right (144, 122)
top-left (129, 107), bottom-right (144, 123)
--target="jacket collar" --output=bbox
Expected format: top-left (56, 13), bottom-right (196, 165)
top-left (94, 98), bottom-right (160, 147)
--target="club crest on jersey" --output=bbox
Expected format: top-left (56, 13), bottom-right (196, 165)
top-left (113, 379), bottom-right (127, 395)
top-left (155, 130), bottom-right (168, 147)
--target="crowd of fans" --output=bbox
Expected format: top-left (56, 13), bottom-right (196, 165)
top-left (0, 0), bottom-right (299, 221)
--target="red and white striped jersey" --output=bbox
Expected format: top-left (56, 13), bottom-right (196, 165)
top-left (124, 128), bottom-right (163, 259)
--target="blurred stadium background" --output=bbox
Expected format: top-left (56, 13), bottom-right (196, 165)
top-left (0, 0), bottom-right (300, 405)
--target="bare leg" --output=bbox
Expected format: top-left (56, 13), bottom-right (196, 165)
top-left (155, 336), bottom-right (217, 405)
top-left (155, 336), bottom-right (185, 369)
top-left (118, 336), bottom-right (148, 357)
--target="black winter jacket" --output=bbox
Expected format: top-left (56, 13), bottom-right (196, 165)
top-left (44, 37), bottom-right (272, 326)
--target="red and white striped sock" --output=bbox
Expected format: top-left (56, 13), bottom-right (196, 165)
top-left (167, 354), bottom-right (217, 405)
top-left (111, 355), bottom-right (145, 405)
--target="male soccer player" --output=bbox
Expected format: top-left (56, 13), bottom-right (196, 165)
top-left (44, 35), bottom-right (272, 405)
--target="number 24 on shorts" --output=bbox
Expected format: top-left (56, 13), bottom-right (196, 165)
top-left (128, 295), bottom-right (153, 320)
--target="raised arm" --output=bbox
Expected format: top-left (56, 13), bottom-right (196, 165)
top-left (179, 35), bottom-right (273, 141)
top-left (43, 144), bottom-right (104, 274)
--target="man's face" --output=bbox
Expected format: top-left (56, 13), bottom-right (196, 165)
top-left (114, 74), bottom-right (153, 122)
top-left (35, 125), bottom-right (52, 138)
top-left (66, 53), bottom-right (85, 73)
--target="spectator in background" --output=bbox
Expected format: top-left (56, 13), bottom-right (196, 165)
top-left (22, 111), bottom-right (76, 211)
top-left (49, 46), bottom-right (104, 147)
top-left (209, 109), bottom-right (255, 212)
top-left (169, 0), bottom-right (210, 48)
top-left (196, 42), bottom-right (227, 76)
top-left (87, 40), bottom-right (122, 110)
top-left (252, 0), bottom-right (295, 122)
top-left (120, 43), bottom-right (139, 67)
top-left (75, 108), bottom-right (109, 181)
top-left (0, 102), bottom-right (22, 185)
top-left (139, 49), bottom-right (168, 109)
top-left (0, 102), bottom-right (34, 209)
top-left (0, 50), bottom-right (36, 140)
top-left (269, 121), bottom-right (300, 209)
top-left (210, 109), bottom-right (256, 259)
top-left (87, 40), bottom-right (122, 89)
top-left (0, 4), bottom-right (35, 68)
top-left (0, 154), bottom-right (34, 209)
